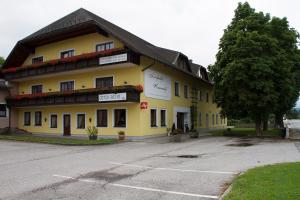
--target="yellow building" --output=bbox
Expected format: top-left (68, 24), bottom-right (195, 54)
top-left (2, 8), bottom-right (226, 138)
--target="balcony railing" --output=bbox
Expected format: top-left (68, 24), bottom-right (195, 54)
top-left (6, 85), bottom-right (143, 107)
top-left (2, 48), bottom-right (140, 80)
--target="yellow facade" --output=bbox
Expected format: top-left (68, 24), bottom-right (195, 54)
top-left (14, 32), bottom-right (226, 138)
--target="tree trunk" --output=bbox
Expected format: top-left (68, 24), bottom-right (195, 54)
top-left (275, 113), bottom-right (284, 129)
top-left (255, 119), bottom-right (262, 136)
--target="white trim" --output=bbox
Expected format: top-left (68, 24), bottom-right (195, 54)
top-left (31, 55), bottom-right (44, 64)
top-left (93, 75), bottom-right (115, 88)
top-left (95, 40), bottom-right (114, 51)
top-left (174, 81), bottom-right (180, 97)
top-left (184, 84), bottom-right (188, 98)
top-left (34, 111), bottom-right (42, 127)
top-left (59, 80), bottom-right (76, 91)
top-left (150, 108), bottom-right (158, 128)
top-left (95, 108), bottom-right (109, 128)
top-left (76, 112), bottom-right (86, 129)
top-left (59, 48), bottom-right (75, 58)
top-left (62, 113), bottom-right (71, 135)
top-left (49, 113), bottom-right (58, 129)
top-left (29, 83), bottom-right (43, 94)
top-left (160, 109), bottom-right (167, 127)
top-left (112, 108), bottom-right (127, 128)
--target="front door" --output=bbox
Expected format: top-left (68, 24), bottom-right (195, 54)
top-left (63, 114), bottom-right (71, 136)
top-left (177, 112), bottom-right (184, 131)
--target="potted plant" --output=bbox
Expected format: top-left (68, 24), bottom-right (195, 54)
top-left (87, 126), bottom-right (98, 140)
top-left (118, 131), bottom-right (125, 141)
top-left (189, 129), bottom-right (199, 138)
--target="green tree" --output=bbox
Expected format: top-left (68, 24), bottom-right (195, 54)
top-left (208, 2), bottom-right (300, 135)
top-left (0, 56), bottom-right (4, 67)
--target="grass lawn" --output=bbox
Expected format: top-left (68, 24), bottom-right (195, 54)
top-left (223, 162), bottom-right (300, 200)
top-left (0, 134), bottom-right (117, 145)
top-left (210, 128), bottom-right (283, 137)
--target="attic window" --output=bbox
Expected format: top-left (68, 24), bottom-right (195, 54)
top-left (32, 56), bottom-right (43, 64)
top-left (60, 49), bottom-right (74, 58)
top-left (96, 42), bottom-right (114, 52)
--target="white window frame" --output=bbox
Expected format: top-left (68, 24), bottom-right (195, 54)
top-left (59, 48), bottom-right (75, 59)
top-left (95, 41), bottom-right (114, 52)
top-left (95, 109), bottom-right (109, 128)
top-left (112, 108), bottom-right (127, 128)
top-left (94, 75), bottom-right (114, 88)
top-left (150, 108), bottom-right (158, 128)
top-left (76, 112), bottom-right (86, 129)
top-left (59, 80), bottom-right (76, 91)
top-left (49, 113), bottom-right (58, 129)
top-left (0, 103), bottom-right (8, 118)
top-left (31, 55), bottom-right (44, 64)
top-left (34, 111), bottom-right (42, 127)
top-left (160, 109), bottom-right (167, 127)
top-left (175, 81), bottom-right (180, 97)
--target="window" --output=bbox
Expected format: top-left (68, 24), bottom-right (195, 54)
top-left (96, 42), bottom-right (114, 52)
top-left (50, 114), bottom-right (57, 128)
top-left (60, 81), bottom-right (74, 92)
top-left (97, 109), bottom-right (108, 127)
top-left (24, 112), bottom-right (31, 126)
top-left (160, 109), bottom-right (166, 127)
top-left (31, 85), bottom-right (43, 94)
top-left (199, 90), bottom-right (202, 101)
top-left (60, 49), bottom-right (74, 58)
top-left (175, 81), bottom-right (179, 96)
top-left (216, 114), bottom-right (219, 125)
top-left (150, 109), bottom-right (157, 127)
top-left (199, 112), bottom-right (202, 126)
top-left (206, 92), bottom-right (209, 102)
top-left (77, 114), bottom-right (85, 129)
top-left (35, 111), bottom-right (42, 126)
top-left (32, 56), bottom-right (43, 64)
top-left (0, 104), bottom-right (7, 117)
top-left (221, 117), bottom-right (223, 124)
top-left (96, 77), bottom-right (113, 88)
top-left (114, 109), bottom-right (126, 127)
top-left (184, 85), bottom-right (188, 98)
top-left (212, 114), bottom-right (215, 125)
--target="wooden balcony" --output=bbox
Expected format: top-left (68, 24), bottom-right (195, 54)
top-left (6, 85), bottom-right (142, 107)
top-left (2, 49), bottom-right (140, 80)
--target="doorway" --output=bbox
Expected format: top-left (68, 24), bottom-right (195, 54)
top-left (63, 114), bottom-right (71, 136)
top-left (177, 112), bottom-right (185, 131)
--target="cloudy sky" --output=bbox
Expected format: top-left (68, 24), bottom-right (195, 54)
top-left (0, 0), bottom-right (299, 107)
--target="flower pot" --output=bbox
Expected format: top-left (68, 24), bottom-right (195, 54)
top-left (89, 135), bottom-right (98, 140)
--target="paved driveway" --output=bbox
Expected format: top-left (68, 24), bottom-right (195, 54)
top-left (0, 137), bottom-right (299, 200)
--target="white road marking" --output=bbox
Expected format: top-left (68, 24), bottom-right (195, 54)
top-left (53, 174), bottom-right (219, 199)
top-left (110, 183), bottom-right (219, 199)
top-left (109, 162), bottom-right (237, 174)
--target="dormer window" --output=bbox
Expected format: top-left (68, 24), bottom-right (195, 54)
top-left (96, 42), bottom-right (114, 52)
top-left (60, 49), bottom-right (74, 58)
top-left (32, 56), bottom-right (43, 64)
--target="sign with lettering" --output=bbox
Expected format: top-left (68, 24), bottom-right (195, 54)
top-left (98, 93), bottom-right (127, 102)
top-left (99, 53), bottom-right (128, 65)
top-left (144, 69), bottom-right (171, 100)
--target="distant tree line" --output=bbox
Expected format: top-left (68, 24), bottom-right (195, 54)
top-left (209, 2), bottom-right (300, 135)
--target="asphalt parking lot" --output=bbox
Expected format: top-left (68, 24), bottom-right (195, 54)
top-left (0, 136), bottom-right (299, 200)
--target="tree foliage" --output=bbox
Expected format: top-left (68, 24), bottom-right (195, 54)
top-left (208, 2), bottom-right (300, 135)
top-left (0, 56), bottom-right (4, 67)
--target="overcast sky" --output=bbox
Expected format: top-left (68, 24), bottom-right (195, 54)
top-left (0, 0), bottom-right (299, 107)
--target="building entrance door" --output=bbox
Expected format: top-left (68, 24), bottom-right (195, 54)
top-left (63, 114), bottom-right (71, 136)
top-left (177, 112), bottom-right (185, 131)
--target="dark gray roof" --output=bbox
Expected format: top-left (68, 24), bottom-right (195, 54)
top-left (5, 8), bottom-right (211, 84)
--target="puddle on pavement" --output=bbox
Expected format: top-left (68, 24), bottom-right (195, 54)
top-left (82, 171), bottom-right (133, 182)
top-left (226, 142), bottom-right (254, 147)
top-left (177, 155), bottom-right (199, 158)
